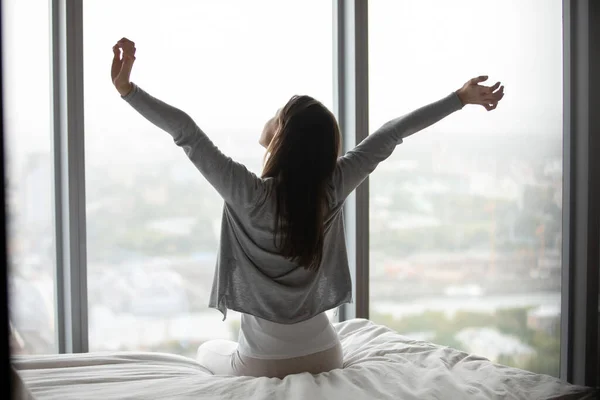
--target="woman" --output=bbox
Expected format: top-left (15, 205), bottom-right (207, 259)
top-left (111, 37), bottom-right (504, 378)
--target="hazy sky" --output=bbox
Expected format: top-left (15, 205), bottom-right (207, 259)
top-left (2, 0), bottom-right (562, 171)
top-left (369, 0), bottom-right (562, 136)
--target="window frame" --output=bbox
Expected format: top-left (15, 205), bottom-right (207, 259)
top-left (334, 0), bottom-right (370, 321)
top-left (46, 0), bottom-right (599, 385)
top-left (51, 0), bottom-right (88, 353)
top-left (560, 0), bottom-right (600, 386)
top-left (0, 0), bottom-right (11, 394)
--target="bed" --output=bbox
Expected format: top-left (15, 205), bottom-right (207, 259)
top-left (12, 319), bottom-right (597, 400)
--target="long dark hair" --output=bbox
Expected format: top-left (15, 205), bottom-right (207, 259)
top-left (262, 95), bottom-right (341, 271)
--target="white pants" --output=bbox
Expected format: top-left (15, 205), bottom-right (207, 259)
top-left (196, 339), bottom-right (344, 378)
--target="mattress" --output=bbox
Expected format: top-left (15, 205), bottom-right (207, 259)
top-left (12, 319), bottom-right (596, 400)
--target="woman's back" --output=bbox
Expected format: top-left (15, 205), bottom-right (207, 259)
top-left (212, 177), bottom-right (352, 324)
top-left (232, 177), bottom-right (337, 258)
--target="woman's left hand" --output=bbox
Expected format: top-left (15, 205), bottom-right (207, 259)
top-left (457, 76), bottom-right (504, 111)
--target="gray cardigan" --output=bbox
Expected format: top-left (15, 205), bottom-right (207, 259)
top-left (123, 84), bottom-right (463, 324)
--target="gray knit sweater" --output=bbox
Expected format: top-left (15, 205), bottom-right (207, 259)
top-left (122, 84), bottom-right (463, 324)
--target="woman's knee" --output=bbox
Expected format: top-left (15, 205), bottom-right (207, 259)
top-left (196, 339), bottom-right (239, 376)
top-left (197, 339), bottom-right (238, 357)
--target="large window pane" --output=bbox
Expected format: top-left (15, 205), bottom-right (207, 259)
top-left (369, 0), bottom-right (562, 376)
top-left (3, 0), bottom-right (56, 354)
top-left (84, 0), bottom-right (333, 356)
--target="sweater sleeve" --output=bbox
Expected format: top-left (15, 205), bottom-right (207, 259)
top-left (331, 92), bottom-right (464, 202)
top-left (122, 84), bottom-right (264, 207)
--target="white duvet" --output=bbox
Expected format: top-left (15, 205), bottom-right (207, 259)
top-left (13, 319), bottom-right (596, 400)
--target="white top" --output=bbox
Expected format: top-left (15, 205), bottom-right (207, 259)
top-left (237, 312), bottom-right (339, 360)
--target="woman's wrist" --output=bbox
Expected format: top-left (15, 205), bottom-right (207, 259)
top-left (116, 82), bottom-right (133, 97)
top-left (456, 88), bottom-right (468, 106)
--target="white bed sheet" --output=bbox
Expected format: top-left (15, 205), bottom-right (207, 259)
top-left (13, 319), bottom-right (596, 400)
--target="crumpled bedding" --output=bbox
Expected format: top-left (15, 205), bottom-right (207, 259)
top-left (12, 319), bottom-right (596, 400)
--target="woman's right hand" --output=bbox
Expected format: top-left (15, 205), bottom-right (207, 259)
top-left (111, 38), bottom-right (136, 96)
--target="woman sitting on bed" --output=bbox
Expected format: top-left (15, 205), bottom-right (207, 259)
top-left (111, 37), bottom-right (504, 379)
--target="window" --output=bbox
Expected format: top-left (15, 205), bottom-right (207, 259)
top-left (3, 0), bottom-right (57, 354)
top-left (84, 0), bottom-right (333, 357)
top-left (368, 0), bottom-right (563, 376)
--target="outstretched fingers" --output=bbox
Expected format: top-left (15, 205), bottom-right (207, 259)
top-left (481, 85), bottom-right (504, 103)
top-left (481, 84), bottom-right (503, 111)
top-left (470, 75), bottom-right (489, 85)
top-left (489, 81), bottom-right (501, 92)
top-left (483, 102), bottom-right (498, 111)
top-left (492, 85), bottom-right (505, 101)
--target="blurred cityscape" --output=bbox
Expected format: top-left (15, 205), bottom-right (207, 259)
top-left (369, 132), bottom-right (562, 376)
